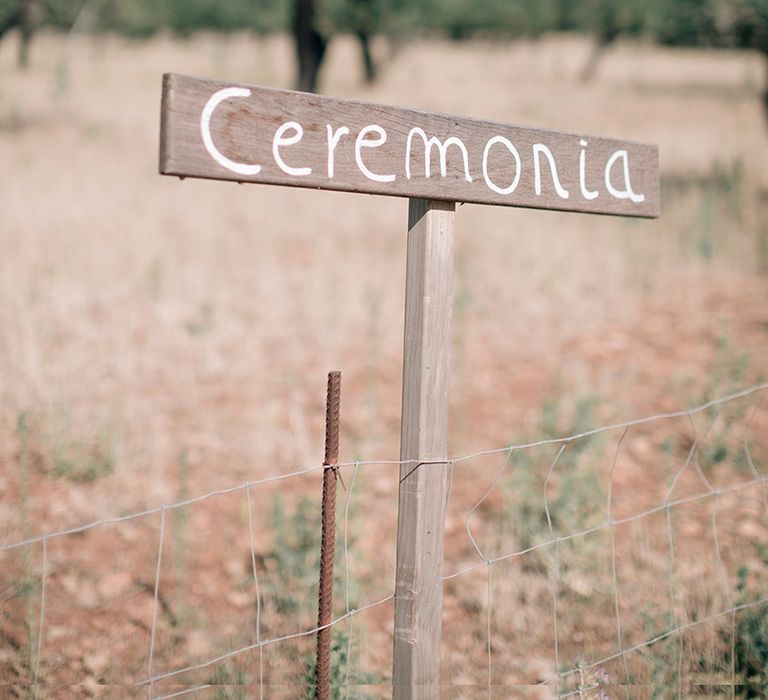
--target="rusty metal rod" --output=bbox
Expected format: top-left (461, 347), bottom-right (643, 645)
top-left (315, 370), bottom-right (341, 700)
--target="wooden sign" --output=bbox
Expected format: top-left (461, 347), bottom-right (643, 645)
top-left (160, 73), bottom-right (660, 218)
top-left (158, 70), bottom-right (662, 698)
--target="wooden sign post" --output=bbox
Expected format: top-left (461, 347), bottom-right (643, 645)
top-left (159, 73), bottom-right (659, 697)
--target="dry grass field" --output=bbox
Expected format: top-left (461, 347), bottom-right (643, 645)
top-left (1, 30), bottom-right (768, 697)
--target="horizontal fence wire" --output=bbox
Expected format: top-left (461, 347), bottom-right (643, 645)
top-left (5, 381), bottom-right (765, 555)
top-left (1, 381), bottom-right (766, 698)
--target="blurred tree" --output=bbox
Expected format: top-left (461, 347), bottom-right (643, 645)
top-left (0, 0), bottom-right (39, 68)
top-left (327, 0), bottom-right (381, 83)
top-left (293, 0), bottom-right (326, 92)
top-left (38, 0), bottom-right (287, 38)
top-left (17, 0), bottom-right (42, 68)
top-left (650, 0), bottom-right (722, 47)
top-left (408, 0), bottom-right (542, 40)
top-left (96, 0), bottom-right (165, 38)
top-left (293, 0), bottom-right (413, 91)
top-left (580, 2), bottom-right (621, 81)
top-left (161, 0), bottom-right (286, 36)
top-left (12, 0), bottom-right (768, 104)
top-left (554, 0), bottom-right (577, 31)
top-left (578, 0), bottom-right (647, 81)
top-left (0, 0), bottom-right (24, 40)
top-left (727, 0), bottom-right (768, 113)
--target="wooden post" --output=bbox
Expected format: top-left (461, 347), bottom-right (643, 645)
top-left (393, 199), bottom-right (455, 698)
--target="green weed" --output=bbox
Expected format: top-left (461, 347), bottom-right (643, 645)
top-left (660, 159), bottom-right (746, 263)
top-left (261, 494), bottom-right (376, 693)
top-left (301, 630), bottom-right (377, 699)
top-left (707, 325), bottom-right (751, 401)
top-left (51, 439), bottom-right (114, 482)
top-left (264, 496), bottom-right (321, 616)
top-left (14, 413), bottom-right (41, 693)
top-left (172, 449), bottom-right (192, 626)
top-left (732, 565), bottom-right (768, 697)
top-left (210, 661), bottom-right (249, 699)
top-left (40, 407), bottom-right (118, 483)
top-left (695, 325), bottom-right (756, 473)
top-left (638, 605), bottom-right (681, 697)
top-left (502, 394), bottom-right (606, 558)
top-left (185, 301), bottom-right (215, 336)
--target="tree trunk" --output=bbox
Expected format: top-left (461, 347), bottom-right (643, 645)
top-left (580, 37), bottom-right (603, 82)
top-left (580, 30), bottom-right (618, 83)
top-left (555, 0), bottom-right (575, 31)
top-left (356, 30), bottom-right (375, 84)
top-left (0, 0), bottom-right (23, 45)
top-left (0, 0), bottom-right (35, 69)
top-left (18, 0), bottom-right (36, 70)
top-left (581, 5), bottom-right (620, 83)
top-left (762, 51), bottom-right (768, 125)
top-left (293, 0), bottom-right (326, 93)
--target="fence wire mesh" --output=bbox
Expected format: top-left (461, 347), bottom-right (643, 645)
top-left (2, 382), bottom-right (767, 697)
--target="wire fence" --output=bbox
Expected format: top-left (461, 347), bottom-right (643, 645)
top-left (2, 382), bottom-right (767, 697)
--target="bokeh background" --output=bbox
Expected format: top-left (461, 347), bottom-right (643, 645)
top-left (2, 0), bottom-right (768, 696)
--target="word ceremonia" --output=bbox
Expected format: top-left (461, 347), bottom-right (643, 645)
top-left (161, 74), bottom-right (659, 218)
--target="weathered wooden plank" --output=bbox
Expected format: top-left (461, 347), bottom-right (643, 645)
top-left (159, 73), bottom-right (660, 218)
top-left (393, 199), bottom-right (454, 698)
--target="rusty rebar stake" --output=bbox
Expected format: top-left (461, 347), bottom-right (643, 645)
top-left (315, 370), bottom-right (341, 700)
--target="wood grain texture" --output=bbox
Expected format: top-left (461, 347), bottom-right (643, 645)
top-left (160, 73), bottom-right (660, 218)
top-left (393, 199), bottom-right (454, 698)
